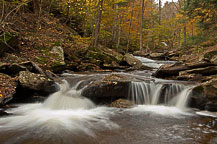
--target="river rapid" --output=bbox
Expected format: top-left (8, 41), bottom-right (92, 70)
top-left (0, 57), bottom-right (216, 144)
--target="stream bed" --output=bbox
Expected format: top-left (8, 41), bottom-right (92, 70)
top-left (0, 57), bottom-right (216, 144)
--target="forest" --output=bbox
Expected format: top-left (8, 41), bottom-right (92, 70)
top-left (0, 0), bottom-right (217, 144)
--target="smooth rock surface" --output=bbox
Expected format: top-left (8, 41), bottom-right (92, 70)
top-left (154, 63), bottom-right (190, 78)
top-left (123, 53), bottom-right (143, 69)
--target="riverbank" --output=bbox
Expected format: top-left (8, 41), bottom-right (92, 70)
top-left (0, 9), bottom-right (217, 112)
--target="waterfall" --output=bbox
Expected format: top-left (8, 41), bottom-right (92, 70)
top-left (0, 80), bottom-right (118, 138)
top-left (175, 87), bottom-right (193, 109)
top-left (129, 81), bottom-right (194, 109)
top-left (43, 80), bottom-right (95, 110)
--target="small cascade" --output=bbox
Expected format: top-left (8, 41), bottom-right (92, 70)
top-left (43, 80), bottom-right (95, 110)
top-left (134, 56), bottom-right (176, 69)
top-left (129, 81), bottom-right (194, 109)
top-left (164, 84), bottom-right (185, 105)
top-left (175, 87), bottom-right (194, 109)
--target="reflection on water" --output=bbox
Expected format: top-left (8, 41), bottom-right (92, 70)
top-left (0, 73), bottom-right (216, 144)
top-left (0, 104), bottom-right (216, 144)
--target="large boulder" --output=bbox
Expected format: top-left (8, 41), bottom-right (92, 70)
top-left (123, 53), bottom-right (143, 69)
top-left (154, 63), bottom-right (190, 78)
top-left (191, 78), bottom-right (217, 111)
top-left (85, 47), bottom-right (124, 70)
top-left (81, 74), bottom-right (150, 103)
top-left (202, 78), bottom-right (217, 99)
top-left (18, 71), bottom-right (58, 96)
top-left (35, 46), bottom-right (66, 72)
top-left (50, 46), bottom-right (66, 72)
top-left (179, 66), bottom-right (217, 76)
top-left (50, 46), bottom-right (65, 65)
top-left (0, 73), bottom-right (17, 105)
top-left (81, 74), bottom-right (131, 103)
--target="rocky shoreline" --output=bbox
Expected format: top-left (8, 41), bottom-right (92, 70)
top-left (0, 48), bottom-right (217, 115)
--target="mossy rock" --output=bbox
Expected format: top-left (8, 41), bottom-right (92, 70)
top-left (203, 51), bottom-right (217, 65)
top-left (35, 56), bottom-right (49, 64)
top-left (204, 51), bottom-right (217, 60)
top-left (86, 47), bottom-right (123, 69)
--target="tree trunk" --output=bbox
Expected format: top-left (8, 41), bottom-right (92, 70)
top-left (92, 0), bottom-right (103, 48)
top-left (111, 4), bottom-right (118, 47)
top-left (183, 0), bottom-right (186, 46)
top-left (184, 25), bottom-right (186, 45)
top-left (140, 0), bottom-right (145, 50)
top-left (116, 15), bottom-right (122, 49)
top-left (158, 0), bottom-right (161, 46)
top-left (126, 1), bottom-right (135, 52)
top-left (33, 0), bottom-right (40, 14)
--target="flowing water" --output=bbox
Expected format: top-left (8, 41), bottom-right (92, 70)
top-left (0, 57), bottom-right (216, 144)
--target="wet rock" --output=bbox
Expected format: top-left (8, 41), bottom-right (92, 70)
top-left (110, 99), bottom-right (134, 108)
top-left (133, 51), bottom-right (148, 57)
top-left (191, 78), bottom-right (217, 110)
top-left (190, 86), bottom-right (207, 109)
top-left (18, 71), bottom-right (58, 96)
top-left (82, 81), bottom-right (130, 103)
top-left (186, 61), bottom-right (215, 69)
top-left (81, 74), bottom-right (145, 103)
top-left (149, 52), bottom-right (168, 60)
top-left (203, 51), bottom-right (217, 65)
top-left (0, 109), bottom-right (9, 116)
top-left (177, 73), bottom-right (203, 82)
top-left (0, 73), bottom-right (17, 105)
top-left (179, 66), bottom-right (217, 76)
top-left (202, 78), bottom-right (217, 99)
top-left (123, 53), bottom-right (143, 69)
top-left (154, 63), bottom-right (190, 78)
top-left (205, 103), bottom-right (217, 112)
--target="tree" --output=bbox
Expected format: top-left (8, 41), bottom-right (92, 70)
top-left (140, 0), bottom-right (145, 50)
top-left (126, 0), bottom-right (135, 52)
top-left (92, 0), bottom-right (103, 48)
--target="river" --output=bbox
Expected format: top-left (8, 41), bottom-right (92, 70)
top-left (0, 56), bottom-right (216, 144)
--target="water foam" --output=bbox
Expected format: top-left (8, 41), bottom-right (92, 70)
top-left (126, 105), bottom-right (194, 118)
top-left (0, 80), bottom-right (118, 137)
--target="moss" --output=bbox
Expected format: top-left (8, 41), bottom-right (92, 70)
top-left (0, 32), bottom-right (13, 42)
top-left (193, 85), bottom-right (204, 93)
top-left (35, 56), bottom-right (49, 64)
top-left (54, 41), bottom-right (62, 46)
top-left (37, 47), bottom-right (49, 51)
top-left (204, 51), bottom-right (217, 59)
